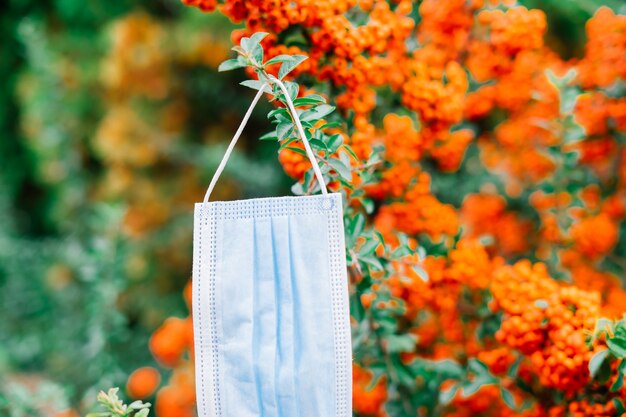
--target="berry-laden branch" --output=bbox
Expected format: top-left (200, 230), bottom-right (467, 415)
top-left (218, 32), bottom-right (356, 196)
top-left (144, 2), bottom-right (626, 416)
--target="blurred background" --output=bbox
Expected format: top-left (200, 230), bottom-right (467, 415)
top-left (0, 0), bottom-right (294, 414)
top-left (0, 0), bottom-right (621, 415)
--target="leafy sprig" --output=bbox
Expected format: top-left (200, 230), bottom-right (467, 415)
top-left (218, 32), bottom-right (354, 194)
top-left (218, 31), bottom-right (438, 417)
top-left (86, 388), bottom-right (151, 417)
top-left (589, 317), bottom-right (626, 403)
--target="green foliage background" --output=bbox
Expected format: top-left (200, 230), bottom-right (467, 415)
top-left (0, 0), bottom-right (620, 414)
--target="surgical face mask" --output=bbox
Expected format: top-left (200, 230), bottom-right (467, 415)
top-left (192, 78), bottom-right (352, 417)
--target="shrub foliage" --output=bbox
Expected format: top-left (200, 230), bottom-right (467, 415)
top-left (146, 1), bottom-right (626, 417)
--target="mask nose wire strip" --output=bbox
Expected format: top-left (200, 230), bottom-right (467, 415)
top-left (203, 78), bottom-right (329, 204)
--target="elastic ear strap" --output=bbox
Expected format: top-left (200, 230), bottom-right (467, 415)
top-left (203, 77), bottom-right (329, 203)
top-left (269, 75), bottom-right (328, 197)
top-left (203, 85), bottom-right (268, 204)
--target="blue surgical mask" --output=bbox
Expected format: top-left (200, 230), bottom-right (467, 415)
top-left (192, 79), bottom-right (352, 417)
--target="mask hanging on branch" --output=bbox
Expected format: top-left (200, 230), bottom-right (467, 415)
top-left (192, 76), bottom-right (352, 417)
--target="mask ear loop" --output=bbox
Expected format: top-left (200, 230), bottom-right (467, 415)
top-left (203, 85), bottom-right (267, 204)
top-left (203, 77), bottom-right (329, 204)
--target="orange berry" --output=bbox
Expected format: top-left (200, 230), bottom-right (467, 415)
top-left (127, 366), bottom-right (161, 399)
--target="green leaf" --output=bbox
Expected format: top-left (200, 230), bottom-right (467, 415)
top-left (249, 32), bottom-right (269, 45)
top-left (319, 121), bottom-right (342, 129)
top-left (291, 181), bottom-right (305, 195)
top-left (326, 134), bottom-right (343, 153)
top-left (135, 409), bottom-right (150, 417)
top-left (411, 264), bottom-right (429, 282)
top-left (348, 213), bottom-right (365, 240)
top-left (594, 318), bottom-right (615, 338)
top-left (241, 32), bottom-right (268, 52)
top-left (128, 400), bottom-right (151, 410)
top-left (308, 138), bottom-right (328, 151)
top-left (430, 359), bottom-right (464, 378)
top-left (280, 137), bottom-right (297, 148)
top-left (461, 375), bottom-right (494, 398)
top-left (342, 144), bottom-right (359, 162)
top-left (611, 359), bottom-right (626, 392)
top-left (259, 131), bottom-right (278, 141)
top-left (265, 54), bottom-right (294, 66)
top-left (563, 150), bottom-right (580, 168)
top-left (500, 387), bottom-right (517, 410)
top-left (560, 87), bottom-right (580, 114)
top-left (375, 316), bottom-right (397, 333)
top-left (327, 157), bottom-right (351, 181)
top-left (285, 146), bottom-right (308, 157)
top-left (251, 43), bottom-right (264, 66)
top-left (300, 104), bottom-right (336, 122)
top-left (546, 68), bottom-right (576, 89)
top-left (231, 45), bottom-right (246, 55)
top-left (293, 94), bottom-right (326, 106)
top-left (589, 349), bottom-right (610, 379)
top-left (240, 80), bottom-right (271, 93)
top-left (268, 107), bottom-right (289, 120)
top-left (237, 54), bottom-right (249, 67)
top-left (375, 231), bottom-right (385, 246)
top-left (384, 334), bottom-right (416, 353)
top-left (278, 55), bottom-right (308, 79)
top-left (361, 255), bottom-right (384, 270)
top-left (284, 81), bottom-right (299, 101)
top-left (439, 384), bottom-right (458, 405)
top-left (564, 123), bottom-right (586, 143)
top-left (359, 239), bottom-right (379, 256)
top-left (218, 58), bottom-right (245, 72)
top-left (257, 70), bottom-right (272, 83)
top-left (476, 312), bottom-right (503, 340)
top-left (395, 362), bottom-right (417, 387)
top-left (611, 366), bottom-right (624, 391)
top-left (362, 198), bottom-right (374, 214)
top-left (240, 37), bottom-right (253, 51)
top-left (468, 358), bottom-right (489, 375)
top-left (273, 112), bottom-right (292, 124)
top-left (391, 246), bottom-right (412, 259)
top-left (277, 122), bottom-right (295, 141)
top-left (507, 355), bottom-right (522, 378)
top-left (275, 81), bottom-right (299, 102)
top-left (613, 398), bottom-right (625, 415)
top-left (607, 337), bottom-right (626, 358)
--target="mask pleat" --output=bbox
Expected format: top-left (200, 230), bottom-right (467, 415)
top-left (253, 218), bottom-right (279, 415)
top-left (220, 217), bottom-right (259, 417)
top-left (289, 214), bottom-right (335, 416)
top-left (274, 216), bottom-right (299, 416)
